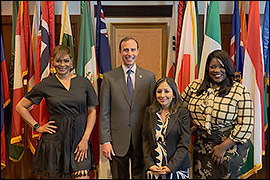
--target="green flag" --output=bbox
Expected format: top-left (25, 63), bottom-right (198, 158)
top-left (60, 1), bottom-right (75, 73)
top-left (77, 1), bottom-right (98, 93)
top-left (8, 1), bottom-right (24, 162)
top-left (198, 1), bottom-right (221, 79)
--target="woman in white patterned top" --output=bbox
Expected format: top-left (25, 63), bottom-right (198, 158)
top-left (181, 50), bottom-right (254, 179)
top-left (143, 77), bottom-right (191, 179)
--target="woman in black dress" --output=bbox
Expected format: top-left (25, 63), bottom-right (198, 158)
top-left (16, 45), bottom-right (99, 179)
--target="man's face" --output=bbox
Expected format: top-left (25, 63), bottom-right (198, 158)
top-left (119, 39), bottom-right (139, 68)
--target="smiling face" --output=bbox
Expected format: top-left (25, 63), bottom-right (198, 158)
top-left (53, 54), bottom-right (73, 76)
top-left (119, 39), bottom-right (139, 68)
top-left (208, 58), bottom-right (227, 85)
top-left (156, 81), bottom-right (174, 110)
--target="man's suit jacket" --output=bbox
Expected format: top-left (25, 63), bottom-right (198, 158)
top-left (142, 106), bottom-right (191, 172)
top-left (99, 65), bottom-right (156, 156)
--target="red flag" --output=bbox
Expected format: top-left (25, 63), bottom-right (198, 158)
top-left (1, 32), bottom-right (10, 170)
top-left (241, 1), bottom-right (265, 178)
top-left (175, 1), bottom-right (185, 62)
top-left (28, 1), bottom-right (55, 154)
top-left (48, 1), bottom-right (55, 69)
top-left (175, 2), bottom-right (199, 93)
top-left (11, 1), bottom-right (32, 146)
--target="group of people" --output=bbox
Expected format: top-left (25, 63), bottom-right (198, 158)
top-left (16, 36), bottom-right (254, 179)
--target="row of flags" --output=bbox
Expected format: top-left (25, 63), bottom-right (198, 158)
top-left (1, 1), bottom-right (112, 177)
top-left (166, 1), bottom-right (268, 179)
top-left (1, 1), bottom-right (268, 179)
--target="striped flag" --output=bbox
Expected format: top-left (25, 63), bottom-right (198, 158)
top-left (198, 1), bottom-right (221, 79)
top-left (230, 1), bottom-right (243, 82)
top-left (1, 32), bottom-right (10, 170)
top-left (29, 1), bottom-right (55, 154)
top-left (10, 1), bottom-right (32, 155)
top-left (241, 1), bottom-right (265, 178)
top-left (262, 0), bottom-right (269, 160)
top-left (77, 1), bottom-right (98, 93)
top-left (166, 1), bottom-right (178, 79)
top-left (77, 2), bottom-right (99, 178)
top-left (96, 1), bottom-right (112, 178)
top-left (175, 1), bottom-right (199, 93)
top-left (8, 1), bottom-right (24, 163)
top-left (262, 1), bottom-right (269, 86)
top-left (96, 0), bottom-right (112, 84)
top-left (60, 1), bottom-right (75, 73)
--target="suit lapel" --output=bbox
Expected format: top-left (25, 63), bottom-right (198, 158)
top-left (150, 112), bottom-right (157, 141)
top-left (117, 67), bottom-right (132, 105)
top-left (166, 112), bottom-right (178, 136)
top-left (132, 67), bottom-right (144, 105)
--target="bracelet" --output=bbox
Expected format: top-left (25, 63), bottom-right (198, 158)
top-left (33, 123), bottom-right (40, 131)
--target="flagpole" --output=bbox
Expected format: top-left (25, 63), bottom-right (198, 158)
top-left (22, 78), bottom-right (28, 178)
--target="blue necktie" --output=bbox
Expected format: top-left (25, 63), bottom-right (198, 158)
top-left (127, 70), bottom-right (133, 101)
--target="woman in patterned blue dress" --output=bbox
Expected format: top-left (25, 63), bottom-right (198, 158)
top-left (142, 77), bottom-right (191, 179)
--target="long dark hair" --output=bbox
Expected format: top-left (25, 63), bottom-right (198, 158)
top-left (149, 77), bottom-right (183, 114)
top-left (197, 49), bottom-right (234, 96)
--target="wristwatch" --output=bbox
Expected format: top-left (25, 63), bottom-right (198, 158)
top-left (33, 123), bottom-right (40, 131)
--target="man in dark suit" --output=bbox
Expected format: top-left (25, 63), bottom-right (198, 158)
top-left (99, 36), bottom-right (156, 179)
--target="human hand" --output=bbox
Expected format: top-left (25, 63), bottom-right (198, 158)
top-left (149, 165), bottom-right (167, 175)
top-left (102, 143), bottom-right (115, 160)
top-left (74, 138), bottom-right (89, 162)
top-left (37, 121), bottom-right (57, 134)
top-left (160, 166), bottom-right (171, 174)
top-left (209, 144), bottom-right (226, 165)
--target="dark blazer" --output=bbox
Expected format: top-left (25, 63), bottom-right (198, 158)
top-left (142, 106), bottom-right (191, 173)
top-left (99, 65), bottom-right (156, 156)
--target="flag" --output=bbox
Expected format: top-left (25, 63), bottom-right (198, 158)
top-left (198, 1), bottom-right (221, 79)
top-left (194, 2), bottom-right (201, 77)
top-left (175, 1), bottom-right (199, 93)
top-left (262, 1), bottom-right (269, 86)
top-left (166, 1), bottom-right (178, 79)
top-left (60, 1), bottom-right (75, 73)
top-left (203, 1), bottom-right (210, 35)
top-left (230, 1), bottom-right (243, 82)
top-left (27, 1), bottom-right (41, 155)
top-left (31, 1), bottom-right (41, 73)
top-left (96, 1), bottom-right (112, 178)
top-left (77, 1), bottom-right (98, 93)
top-left (29, 1), bottom-right (54, 154)
top-left (8, 0), bottom-right (24, 162)
top-left (175, 1), bottom-right (186, 64)
top-left (262, 0), bottom-right (269, 156)
top-left (241, 1), bottom-right (265, 178)
top-left (240, 1), bottom-right (248, 52)
top-left (48, 1), bottom-right (55, 73)
top-left (1, 32), bottom-right (10, 170)
top-left (77, 2), bottom-right (99, 178)
top-left (96, 0), bottom-right (112, 85)
top-left (10, 1), bottom-right (33, 159)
